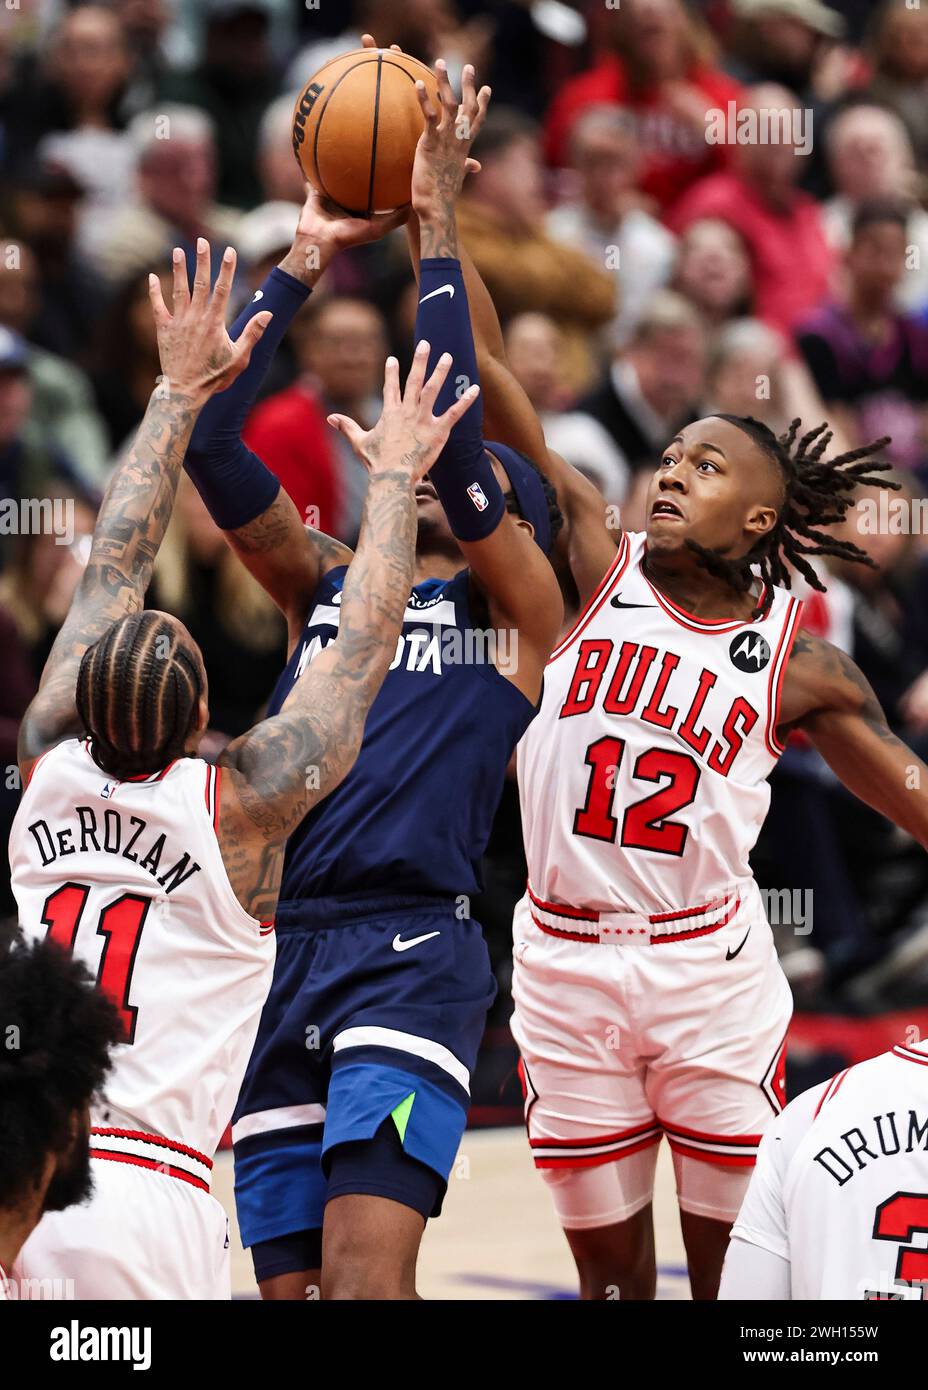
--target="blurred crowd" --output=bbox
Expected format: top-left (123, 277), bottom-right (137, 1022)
top-left (2, 0), bottom-right (928, 1016)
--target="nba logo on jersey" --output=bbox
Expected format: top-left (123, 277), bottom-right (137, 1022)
top-left (467, 481), bottom-right (489, 512)
top-left (101, 782), bottom-right (115, 799)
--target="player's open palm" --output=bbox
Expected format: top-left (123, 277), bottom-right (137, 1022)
top-left (327, 339), bottom-right (479, 482)
top-left (148, 237), bottom-right (272, 404)
top-left (411, 60), bottom-right (491, 215)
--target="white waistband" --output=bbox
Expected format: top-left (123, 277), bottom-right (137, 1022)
top-left (526, 883), bottom-right (750, 943)
top-left (89, 1127), bottom-right (213, 1191)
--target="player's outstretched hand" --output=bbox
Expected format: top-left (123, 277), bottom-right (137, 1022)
top-left (148, 238), bottom-right (272, 404)
top-left (291, 184), bottom-right (410, 267)
top-left (410, 60), bottom-right (490, 219)
top-left (327, 339), bottom-right (479, 481)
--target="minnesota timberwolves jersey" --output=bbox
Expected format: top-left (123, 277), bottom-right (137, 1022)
top-left (267, 566), bottom-right (537, 901)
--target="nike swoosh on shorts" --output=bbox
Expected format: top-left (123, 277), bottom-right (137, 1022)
top-left (392, 931), bottom-right (441, 952)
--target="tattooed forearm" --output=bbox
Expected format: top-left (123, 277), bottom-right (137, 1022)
top-left (19, 393), bottom-right (200, 764)
top-left (220, 468), bottom-right (417, 841)
top-left (419, 188), bottom-right (460, 260)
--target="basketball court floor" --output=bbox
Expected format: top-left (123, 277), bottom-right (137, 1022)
top-left (216, 1129), bottom-right (691, 1300)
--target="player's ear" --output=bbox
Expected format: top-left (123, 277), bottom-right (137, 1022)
top-left (189, 695), bottom-right (209, 748)
top-left (744, 504), bottom-right (777, 541)
top-left (511, 516), bottom-right (536, 543)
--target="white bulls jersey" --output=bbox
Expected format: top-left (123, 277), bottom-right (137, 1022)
top-left (9, 739), bottom-right (275, 1163)
top-left (518, 531), bottom-right (803, 924)
top-left (728, 1040), bottom-right (928, 1299)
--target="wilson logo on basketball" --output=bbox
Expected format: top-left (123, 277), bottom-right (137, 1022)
top-left (291, 82), bottom-right (323, 160)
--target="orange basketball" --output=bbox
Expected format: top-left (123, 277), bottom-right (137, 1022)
top-left (291, 49), bottom-right (440, 216)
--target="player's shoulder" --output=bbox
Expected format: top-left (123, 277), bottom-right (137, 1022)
top-left (22, 735), bottom-right (84, 788)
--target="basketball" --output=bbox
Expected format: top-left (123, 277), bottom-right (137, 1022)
top-left (291, 49), bottom-right (441, 216)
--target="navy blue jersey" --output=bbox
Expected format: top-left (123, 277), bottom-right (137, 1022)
top-left (267, 566), bottom-right (537, 902)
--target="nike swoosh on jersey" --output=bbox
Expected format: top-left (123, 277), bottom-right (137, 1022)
top-left (418, 284), bottom-right (455, 304)
top-left (725, 926), bottom-right (751, 960)
top-left (392, 930), bottom-right (441, 952)
top-left (252, 289), bottom-right (264, 302)
top-left (611, 596), bottom-right (653, 609)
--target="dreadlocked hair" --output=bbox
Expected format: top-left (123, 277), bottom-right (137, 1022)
top-left (76, 610), bottom-right (203, 781)
top-left (684, 415), bottom-right (897, 619)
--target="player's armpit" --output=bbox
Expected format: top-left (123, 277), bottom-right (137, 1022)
top-left (224, 489), bottom-right (353, 653)
top-left (783, 631), bottom-right (928, 849)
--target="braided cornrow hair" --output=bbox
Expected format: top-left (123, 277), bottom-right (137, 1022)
top-left (684, 415), bottom-right (897, 619)
top-left (76, 611), bottom-right (203, 781)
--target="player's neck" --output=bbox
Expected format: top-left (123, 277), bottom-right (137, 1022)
top-left (643, 549), bottom-right (761, 622)
top-left (413, 545), bottom-right (462, 585)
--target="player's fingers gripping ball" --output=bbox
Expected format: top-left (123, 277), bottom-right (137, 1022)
top-left (292, 48), bottom-right (441, 216)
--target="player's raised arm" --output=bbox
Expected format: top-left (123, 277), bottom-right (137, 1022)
top-left (400, 60), bottom-right (619, 608)
top-left (399, 62), bottom-right (562, 688)
top-left (215, 345), bottom-right (479, 899)
top-left (182, 188), bottom-right (408, 649)
top-left (17, 241), bottom-right (271, 781)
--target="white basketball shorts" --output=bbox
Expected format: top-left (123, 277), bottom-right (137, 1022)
top-left (510, 880), bottom-right (793, 1226)
top-left (14, 1146), bottom-right (231, 1300)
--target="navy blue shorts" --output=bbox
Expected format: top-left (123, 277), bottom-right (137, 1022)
top-left (231, 894), bottom-right (496, 1251)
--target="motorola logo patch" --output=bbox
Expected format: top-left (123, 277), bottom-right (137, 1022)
top-left (729, 632), bottom-right (771, 673)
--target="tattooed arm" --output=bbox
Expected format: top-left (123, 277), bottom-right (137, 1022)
top-left (206, 188), bottom-right (409, 651)
top-left (778, 629), bottom-right (928, 847)
top-left (215, 345), bottom-right (480, 920)
top-left (18, 240), bottom-right (271, 780)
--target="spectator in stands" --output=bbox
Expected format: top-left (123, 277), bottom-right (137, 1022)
top-left (11, 7), bottom-right (135, 261)
top-left (797, 200), bottom-right (928, 475)
top-left (243, 296), bottom-right (389, 544)
top-left (702, 317), bottom-right (836, 440)
top-left (256, 93), bottom-right (307, 206)
top-left (157, 0), bottom-right (280, 209)
top-left (459, 108), bottom-right (616, 392)
top-left (671, 216), bottom-right (754, 329)
top-left (89, 264), bottom-right (173, 452)
top-left (0, 483), bottom-right (96, 679)
top-left (725, 0), bottom-right (850, 97)
top-left (822, 103), bottom-right (928, 313)
top-left (0, 329), bottom-right (84, 550)
top-left (0, 940), bottom-right (124, 1296)
top-left (91, 104), bottom-right (242, 287)
top-left (544, 0), bottom-right (743, 211)
top-left (0, 239), bottom-right (109, 489)
top-left (148, 477), bottom-right (285, 741)
top-left (113, 0), bottom-right (181, 120)
top-left (6, 159), bottom-right (108, 363)
top-left (546, 104), bottom-right (676, 346)
top-left (866, 0), bottom-right (928, 170)
top-left (286, 0), bottom-right (493, 96)
top-left (504, 312), bottom-right (630, 505)
top-left (668, 83), bottom-right (838, 334)
top-left (576, 290), bottom-right (706, 472)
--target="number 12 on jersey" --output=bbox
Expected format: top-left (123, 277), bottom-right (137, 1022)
top-left (573, 736), bottom-right (700, 856)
